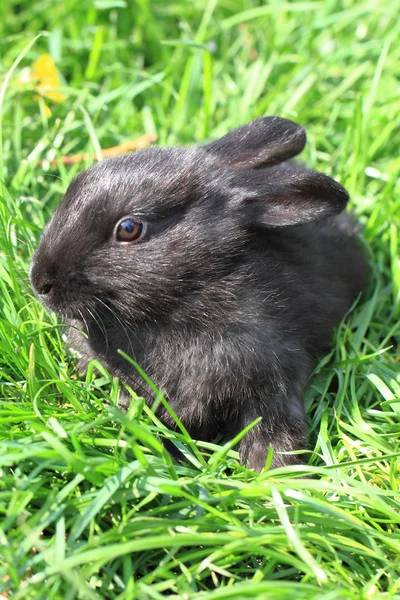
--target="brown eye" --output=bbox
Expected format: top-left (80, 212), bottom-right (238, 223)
top-left (115, 217), bottom-right (147, 243)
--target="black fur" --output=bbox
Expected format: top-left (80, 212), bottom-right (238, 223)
top-left (30, 117), bottom-right (369, 471)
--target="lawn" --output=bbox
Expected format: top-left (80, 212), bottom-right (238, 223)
top-left (0, 1), bottom-right (400, 598)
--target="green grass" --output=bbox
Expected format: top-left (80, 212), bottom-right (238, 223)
top-left (1, 1), bottom-right (400, 598)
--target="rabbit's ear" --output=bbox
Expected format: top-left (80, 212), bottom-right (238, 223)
top-left (242, 168), bottom-right (349, 227)
top-left (203, 117), bottom-right (306, 168)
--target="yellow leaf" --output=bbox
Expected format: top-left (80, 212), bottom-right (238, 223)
top-left (39, 89), bottom-right (66, 103)
top-left (29, 53), bottom-right (66, 104)
top-left (30, 53), bottom-right (58, 79)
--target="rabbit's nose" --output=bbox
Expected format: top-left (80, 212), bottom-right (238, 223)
top-left (31, 266), bottom-right (55, 295)
top-left (30, 254), bottom-right (57, 296)
top-left (38, 281), bottom-right (54, 295)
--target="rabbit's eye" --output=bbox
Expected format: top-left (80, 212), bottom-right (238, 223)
top-left (115, 217), bottom-right (147, 243)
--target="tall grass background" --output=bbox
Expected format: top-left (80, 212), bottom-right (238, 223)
top-left (0, 1), bottom-right (399, 598)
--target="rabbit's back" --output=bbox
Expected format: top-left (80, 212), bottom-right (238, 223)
top-left (251, 212), bottom-right (368, 353)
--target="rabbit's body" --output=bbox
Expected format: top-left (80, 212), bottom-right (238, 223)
top-left (31, 118), bottom-right (369, 470)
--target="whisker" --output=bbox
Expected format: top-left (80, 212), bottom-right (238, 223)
top-left (93, 294), bottom-right (142, 357)
top-left (78, 308), bottom-right (90, 339)
top-left (87, 303), bottom-right (110, 356)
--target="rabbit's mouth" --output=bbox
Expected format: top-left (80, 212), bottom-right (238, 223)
top-left (70, 298), bottom-right (127, 332)
top-left (38, 293), bottom-right (87, 323)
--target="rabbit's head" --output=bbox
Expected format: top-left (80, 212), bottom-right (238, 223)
top-left (30, 117), bottom-right (349, 330)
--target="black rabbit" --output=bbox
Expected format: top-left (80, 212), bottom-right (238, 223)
top-left (30, 117), bottom-right (369, 471)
